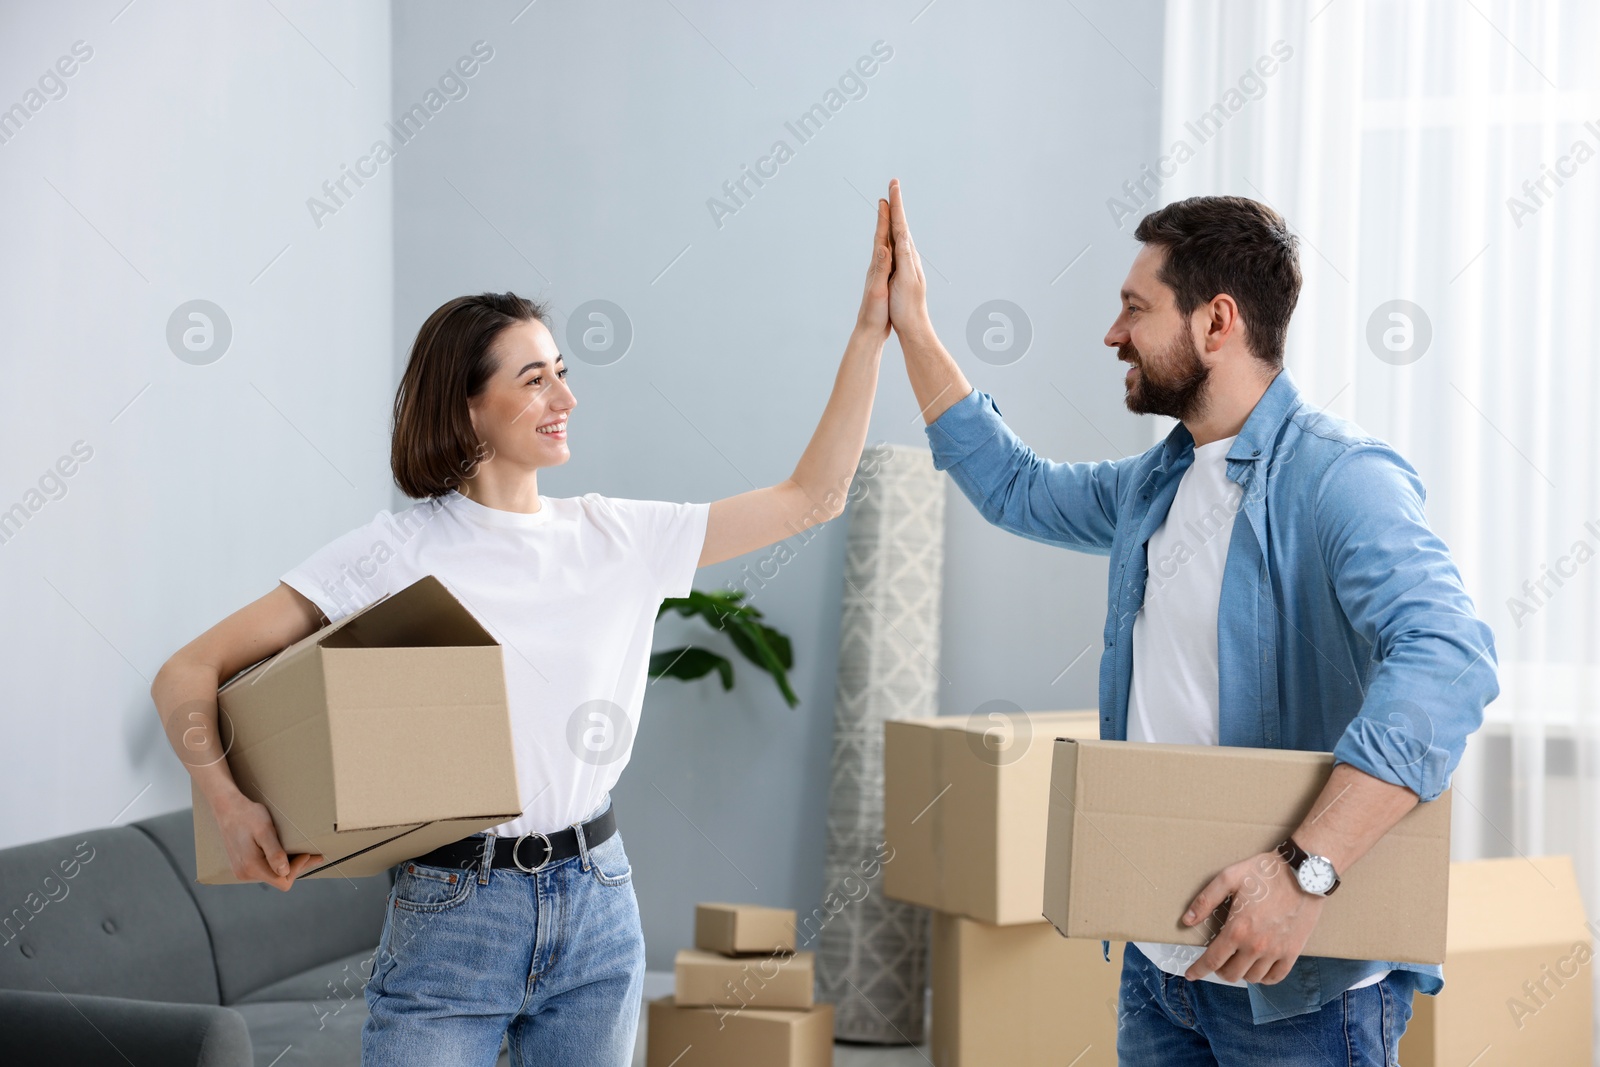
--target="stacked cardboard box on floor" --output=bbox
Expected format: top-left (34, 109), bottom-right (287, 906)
top-left (883, 710), bottom-right (1122, 1066)
top-left (1400, 854), bottom-right (1594, 1066)
top-left (647, 903), bottom-right (835, 1067)
top-left (931, 911), bottom-right (1125, 1066)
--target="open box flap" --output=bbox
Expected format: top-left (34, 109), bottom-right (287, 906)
top-left (219, 575), bottom-right (494, 693)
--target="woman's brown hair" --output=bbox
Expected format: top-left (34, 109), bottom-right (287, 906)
top-left (391, 291), bottom-right (550, 499)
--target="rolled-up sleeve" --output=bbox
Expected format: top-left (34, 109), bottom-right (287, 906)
top-left (1316, 444), bottom-right (1500, 801)
top-left (924, 388), bottom-right (1128, 554)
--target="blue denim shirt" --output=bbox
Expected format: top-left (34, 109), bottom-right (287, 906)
top-left (924, 367), bottom-right (1499, 1024)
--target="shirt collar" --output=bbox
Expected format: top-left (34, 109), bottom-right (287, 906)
top-left (1227, 366), bottom-right (1301, 463)
top-left (1156, 366), bottom-right (1302, 471)
top-left (443, 488), bottom-right (555, 529)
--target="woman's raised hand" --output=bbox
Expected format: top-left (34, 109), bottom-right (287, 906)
top-left (856, 195), bottom-right (893, 341)
top-left (697, 191), bottom-right (891, 569)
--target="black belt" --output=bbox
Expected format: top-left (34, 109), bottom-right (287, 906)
top-left (410, 805), bottom-right (617, 874)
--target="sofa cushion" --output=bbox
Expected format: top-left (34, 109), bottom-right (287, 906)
top-left (232, 1000), bottom-right (367, 1067)
top-left (235, 948), bottom-right (373, 1005)
top-left (133, 808), bottom-right (393, 1005)
top-left (232, 1001), bottom-right (514, 1067)
top-left (0, 824), bottom-right (219, 1004)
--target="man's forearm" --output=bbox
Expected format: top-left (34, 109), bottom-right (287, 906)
top-left (895, 317), bottom-right (972, 425)
top-left (1290, 761), bottom-right (1420, 874)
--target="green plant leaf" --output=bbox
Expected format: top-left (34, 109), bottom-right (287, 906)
top-left (652, 589), bottom-right (796, 707)
top-left (658, 590), bottom-right (755, 628)
top-left (724, 618), bottom-right (799, 708)
top-left (648, 646), bottom-right (734, 690)
top-left (761, 624), bottom-right (793, 671)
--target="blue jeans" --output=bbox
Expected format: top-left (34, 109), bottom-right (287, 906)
top-left (361, 819), bottom-right (645, 1066)
top-left (1117, 943), bottom-right (1414, 1066)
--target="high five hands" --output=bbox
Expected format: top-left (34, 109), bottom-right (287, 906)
top-left (855, 179), bottom-right (933, 343)
top-left (886, 179), bottom-right (931, 338)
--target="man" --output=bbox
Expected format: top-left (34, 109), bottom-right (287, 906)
top-left (880, 179), bottom-right (1498, 1063)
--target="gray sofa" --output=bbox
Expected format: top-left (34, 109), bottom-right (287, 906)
top-left (0, 807), bottom-right (407, 1066)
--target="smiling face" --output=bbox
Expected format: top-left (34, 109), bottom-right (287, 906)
top-left (1103, 243), bottom-right (1211, 423)
top-left (467, 318), bottom-right (576, 471)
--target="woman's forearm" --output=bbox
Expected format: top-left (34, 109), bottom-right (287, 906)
top-left (697, 327), bottom-right (885, 569)
top-left (697, 200), bottom-right (892, 569)
top-left (152, 659), bottom-right (247, 807)
top-left (149, 584), bottom-right (323, 811)
top-left (787, 325), bottom-right (885, 522)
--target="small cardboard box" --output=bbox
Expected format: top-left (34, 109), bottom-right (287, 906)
top-left (674, 948), bottom-right (814, 1010)
top-left (1401, 854), bottom-right (1594, 1066)
top-left (883, 710), bottom-right (1100, 925)
top-left (931, 913), bottom-right (1122, 1067)
top-left (193, 575), bottom-right (523, 884)
top-left (1043, 737), bottom-right (1452, 963)
top-left (694, 902), bottom-right (798, 955)
top-left (646, 996), bottom-right (834, 1066)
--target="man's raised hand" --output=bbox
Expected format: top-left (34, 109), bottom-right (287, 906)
top-left (886, 178), bottom-right (930, 335)
top-left (881, 177), bottom-right (971, 425)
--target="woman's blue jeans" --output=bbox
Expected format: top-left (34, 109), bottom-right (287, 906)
top-left (361, 818), bottom-right (645, 1066)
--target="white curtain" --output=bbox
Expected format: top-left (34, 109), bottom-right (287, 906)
top-left (1159, 0), bottom-right (1599, 1052)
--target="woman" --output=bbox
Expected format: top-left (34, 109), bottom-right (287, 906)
top-left (150, 195), bottom-right (896, 1065)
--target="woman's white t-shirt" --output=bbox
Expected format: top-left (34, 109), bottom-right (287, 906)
top-left (279, 488), bottom-right (710, 839)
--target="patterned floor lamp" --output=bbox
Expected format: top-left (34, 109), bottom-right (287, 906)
top-left (815, 443), bottom-right (945, 1043)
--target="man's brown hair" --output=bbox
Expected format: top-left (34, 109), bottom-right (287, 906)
top-left (1133, 196), bottom-right (1301, 367)
top-left (391, 291), bottom-right (550, 499)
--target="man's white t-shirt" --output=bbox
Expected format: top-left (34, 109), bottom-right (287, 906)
top-left (1124, 434), bottom-right (1386, 991)
top-left (280, 488), bottom-right (710, 839)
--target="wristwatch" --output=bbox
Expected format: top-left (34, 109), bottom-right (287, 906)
top-left (1276, 837), bottom-right (1341, 896)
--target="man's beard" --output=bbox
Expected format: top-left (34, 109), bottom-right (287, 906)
top-left (1121, 331), bottom-right (1209, 422)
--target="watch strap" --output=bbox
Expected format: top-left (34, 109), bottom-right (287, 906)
top-left (1276, 836), bottom-right (1341, 895)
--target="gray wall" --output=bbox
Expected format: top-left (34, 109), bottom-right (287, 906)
top-left (0, 3), bottom-right (394, 844)
top-left (389, 0), bottom-right (1163, 967)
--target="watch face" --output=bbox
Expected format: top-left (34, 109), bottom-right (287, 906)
top-left (1297, 855), bottom-right (1337, 894)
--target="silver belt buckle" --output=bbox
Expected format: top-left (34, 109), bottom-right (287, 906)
top-left (511, 831), bottom-right (554, 873)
